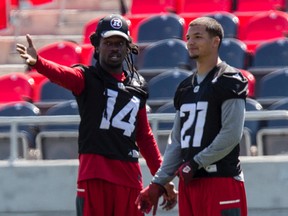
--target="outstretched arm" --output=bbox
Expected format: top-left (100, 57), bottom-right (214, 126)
top-left (16, 34), bottom-right (85, 95)
top-left (16, 34), bottom-right (38, 66)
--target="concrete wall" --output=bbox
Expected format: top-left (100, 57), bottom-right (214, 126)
top-left (0, 156), bottom-right (288, 215)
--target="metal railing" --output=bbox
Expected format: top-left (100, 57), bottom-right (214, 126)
top-left (1, 110), bottom-right (288, 163)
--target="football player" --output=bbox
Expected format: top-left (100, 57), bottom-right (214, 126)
top-left (16, 14), bottom-right (177, 216)
top-left (136, 16), bottom-right (248, 216)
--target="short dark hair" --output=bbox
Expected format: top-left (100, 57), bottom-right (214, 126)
top-left (189, 17), bottom-right (224, 47)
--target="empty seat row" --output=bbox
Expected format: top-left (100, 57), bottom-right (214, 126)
top-left (128, 0), bottom-right (287, 15)
top-left (145, 66), bottom-right (288, 111)
top-left (23, 35), bottom-right (288, 76)
top-left (2, 11), bottom-right (288, 76)
top-left (135, 36), bottom-right (288, 93)
top-left (0, 72), bottom-right (74, 106)
top-left (2, 36), bottom-right (287, 109)
top-left (0, 100), bottom-right (78, 160)
top-left (81, 10), bottom-right (288, 56)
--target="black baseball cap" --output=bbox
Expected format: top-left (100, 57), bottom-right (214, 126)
top-left (96, 14), bottom-right (130, 41)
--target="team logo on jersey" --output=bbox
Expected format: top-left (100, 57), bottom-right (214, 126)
top-left (193, 85), bottom-right (200, 93)
top-left (110, 17), bottom-right (122, 29)
top-left (118, 82), bottom-right (125, 89)
top-left (128, 149), bottom-right (139, 158)
top-left (182, 165), bottom-right (191, 173)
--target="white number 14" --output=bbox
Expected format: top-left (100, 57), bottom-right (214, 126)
top-left (100, 89), bottom-right (140, 137)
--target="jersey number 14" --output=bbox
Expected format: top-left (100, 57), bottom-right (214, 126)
top-left (100, 89), bottom-right (140, 137)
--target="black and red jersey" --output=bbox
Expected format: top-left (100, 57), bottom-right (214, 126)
top-left (174, 62), bottom-right (248, 177)
top-left (75, 63), bottom-right (148, 162)
top-left (32, 57), bottom-right (162, 188)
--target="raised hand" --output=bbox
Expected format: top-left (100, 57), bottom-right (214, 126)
top-left (16, 34), bottom-right (38, 65)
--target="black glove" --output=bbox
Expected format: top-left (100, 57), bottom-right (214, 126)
top-left (176, 159), bottom-right (199, 185)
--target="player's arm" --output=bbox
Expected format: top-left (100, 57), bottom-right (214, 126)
top-left (152, 111), bottom-right (183, 185)
top-left (136, 111), bottom-right (182, 214)
top-left (194, 98), bottom-right (245, 168)
top-left (136, 107), bottom-right (162, 175)
top-left (33, 56), bottom-right (85, 95)
top-left (16, 34), bottom-right (84, 95)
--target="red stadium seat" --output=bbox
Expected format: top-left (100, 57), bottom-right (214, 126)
top-left (129, 0), bottom-right (177, 15)
top-left (82, 17), bottom-right (101, 44)
top-left (0, 72), bottom-right (35, 103)
top-left (234, 12), bottom-right (255, 41)
top-left (80, 44), bottom-right (94, 65)
top-left (235, 0), bottom-right (286, 12)
top-left (29, 0), bottom-right (53, 5)
top-left (178, 0), bottom-right (233, 14)
top-left (240, 10), bottom-right (288, 52)
top-left (10, 0), bottom-right (20, 9)
top-left (38, 41), bottom-right (82, 67)
top-left (242, 10), bottom-right (288, 41)
top-left (0, 1), bottom-right (8, 30)
top-left (234, 1), bottom-right (287, 40)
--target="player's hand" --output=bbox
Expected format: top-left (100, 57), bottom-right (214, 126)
top-left (160, 182), bottom-right (178, 211)
top-left (16, 34), bottom-right (38, 66)
top-left (135, 183), bottom-right (166, 215)
top-left (135, 187), bottom-right (152, 214)
top-left (176, 160), bottom-right (198, 185)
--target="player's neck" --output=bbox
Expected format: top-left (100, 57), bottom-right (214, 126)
top-left (196, 56), bottom-right (221, 75)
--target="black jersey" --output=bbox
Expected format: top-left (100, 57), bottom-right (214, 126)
top-left (75, 63), bottom-right (148, 162)
top-left (174, 62), bottom-right (248, 177)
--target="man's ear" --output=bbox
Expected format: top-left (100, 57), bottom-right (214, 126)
top-left (90, 33), bottom-right (98, 47)
top-left (213, 36), bottom-right (221, 48)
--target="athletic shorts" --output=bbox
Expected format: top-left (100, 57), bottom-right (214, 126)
top-left (76, 178), bottom-right (144, 216)
top-left (178, 177), bottom-right (247, 216)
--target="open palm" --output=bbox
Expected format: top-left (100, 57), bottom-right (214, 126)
top-left (16, 34), bottom-right (38, 65)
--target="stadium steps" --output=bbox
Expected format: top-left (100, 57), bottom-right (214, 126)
top-left (0, 0), bottom-right (128, 74)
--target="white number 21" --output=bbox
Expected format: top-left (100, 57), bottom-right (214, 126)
top-left (180, 102), bottom-right (208, 148)
top-left (100, 89), bottom-right (140, 137)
